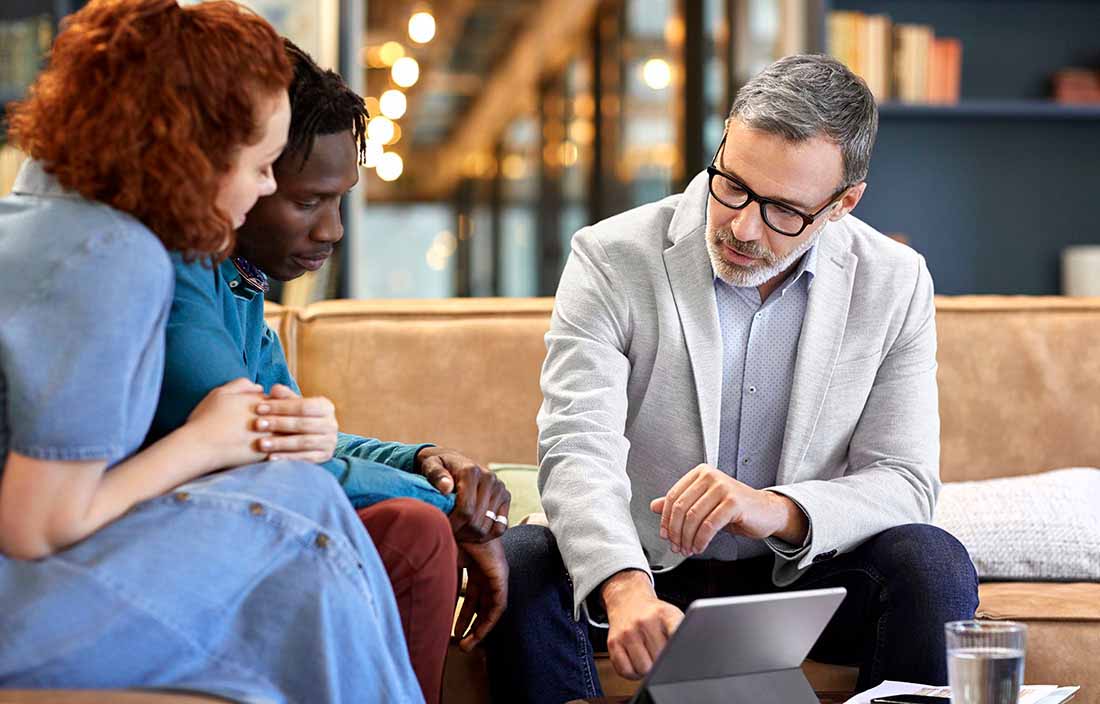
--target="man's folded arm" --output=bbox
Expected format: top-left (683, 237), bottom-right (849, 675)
top-left (320, 455), bottom-right (455, 513)
top-left (335, 433), bottom-right (432, 474)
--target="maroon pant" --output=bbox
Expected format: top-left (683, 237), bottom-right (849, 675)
top-left (357, 499), bottom-right (457, 704)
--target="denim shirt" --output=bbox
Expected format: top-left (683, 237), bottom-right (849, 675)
top-left (150, 255), bottom-right (455, 513)
top-left (0, 160), bottom-right (172, 474)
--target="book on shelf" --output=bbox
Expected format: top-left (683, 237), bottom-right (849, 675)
top-left (1052, 68), bottom-right (1100, 104)
top-left (927, 37), bottom-right (962, 104)
top-left (827, 11), bottom-right (962, 107)
top-left (894, 23), bottom-right (933, 104)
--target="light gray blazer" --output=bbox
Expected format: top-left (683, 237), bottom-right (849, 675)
top-left (537, 171), bottom-right (941, 618)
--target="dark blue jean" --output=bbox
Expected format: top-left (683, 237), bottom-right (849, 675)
top-left (483, 523), bottom-right (978, 704)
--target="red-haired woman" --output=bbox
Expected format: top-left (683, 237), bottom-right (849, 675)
top-left (0, 2), bottom-right (422, 702)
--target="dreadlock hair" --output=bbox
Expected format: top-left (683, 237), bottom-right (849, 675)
top-left (281, 39), bottom-right (369, 170)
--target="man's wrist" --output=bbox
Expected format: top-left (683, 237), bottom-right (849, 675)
top-left (600, 568), bottom-right (654, 613)
top-left (765, 491), bottom-right (809, 545)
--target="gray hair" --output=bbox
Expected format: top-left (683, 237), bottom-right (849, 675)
top-left (730, 54), bottom-right (878, 187)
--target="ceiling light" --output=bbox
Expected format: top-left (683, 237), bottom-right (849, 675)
top-left (377, 152), bottom-right (404, 181)
top-left (642, 58), bottom-right (671, 90)
top-left (379, 89), bottom-right (407, 120)
top-left (391, 56), bottom-right (420, 88)
top-left (408, 12), bottom-right (436, 44)
top-left (364, 96), bottom-right (381, 117)
top-left (366, 116), bottom-right (395, 144)
top-left (378, 41), bottom-right (405, 67)
top-left (363, 140), bottom-right (384, 168)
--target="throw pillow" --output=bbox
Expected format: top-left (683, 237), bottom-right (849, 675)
top-left (488, 463), bottom-right (542, 527)
top-left (933, 467), bottom-right (1100, 581)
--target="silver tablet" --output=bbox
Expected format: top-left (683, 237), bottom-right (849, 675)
top-left (632, 587), bottom-right (847, 704)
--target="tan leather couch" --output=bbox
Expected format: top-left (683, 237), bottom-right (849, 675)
top-left (7, 296), bottom-right (1099, 703)
top-left (267, 296), bottom-right (1100, 704)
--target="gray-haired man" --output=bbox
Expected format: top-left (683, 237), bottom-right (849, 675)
top-left (484, 55), bottom-right (978, 704)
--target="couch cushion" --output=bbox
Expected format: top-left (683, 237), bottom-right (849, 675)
top-left (978, 583), bottom-right (1100, 699)
top-left (978, 582), bottom-right (1100, 622)
top-left (935, 468), bottom-right (1100, 580)
top-left (288, 298), bottom-right (553, 466)
top-left (935, 297), bottom-right (1100, 483)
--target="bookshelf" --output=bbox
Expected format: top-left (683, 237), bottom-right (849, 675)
top-left (823, 0), bottom-right (1100, 295)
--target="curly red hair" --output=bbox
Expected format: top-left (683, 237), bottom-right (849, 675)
top-left (5, 0), bottom-right (292, 258)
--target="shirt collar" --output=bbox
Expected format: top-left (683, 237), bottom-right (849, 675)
top-left (786, 241), bottom-right (819, 291)
top-left (11, 159), bottom-right (77, 199)
top-left (220, 257), bottom-right (268, 299)
top-left (231, 256), bottom-right (270, 294)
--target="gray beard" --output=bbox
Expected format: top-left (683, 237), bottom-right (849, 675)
top-left (705, 222), bottom-right (820, 288)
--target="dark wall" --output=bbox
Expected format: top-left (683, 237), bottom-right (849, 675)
top-left (830, 0), bottom-right (1100, 294)
top-left (856, 117), bottom-right (1100, 295)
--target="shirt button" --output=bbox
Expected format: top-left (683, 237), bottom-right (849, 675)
top-left (742, 458), bottom-right (750, 466)
top-left (229, 280), bottom-right (239, 288)
top-left (249, 502), bottom-right (264, 516)
top-left (315, 533), bottom-right (330, 549)
top-left (173, 491), bottom-right (190, 503)
top-left (748, 385), bottom-right (757, 394)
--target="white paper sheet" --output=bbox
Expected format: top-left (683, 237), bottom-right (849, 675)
top-left (843, 680), bottom-right (1080, 704)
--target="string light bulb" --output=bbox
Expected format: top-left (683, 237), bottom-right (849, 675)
top-left (642, 58), bottom-right (672, 90)
top-left (379, 89), bottom-right (407, 120)
top-left (378, 41), bottom-right (405, 67)
top-left (367, 116), bottom-right (395, 144)
top-left (408, 11), bottom-right (436, 44)
top-left (363, 141), bottom-right (384, 168)
top-left (376, 152), bottom-right (404, 181)
top-left (391, 56), bottom-right (420, 88)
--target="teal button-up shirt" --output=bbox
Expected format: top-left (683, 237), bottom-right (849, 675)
top-left (149, 257), bottom-right (455, 513)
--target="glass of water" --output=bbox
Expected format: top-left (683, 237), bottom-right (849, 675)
top-left (945, 620), bottom-right (1027, 704)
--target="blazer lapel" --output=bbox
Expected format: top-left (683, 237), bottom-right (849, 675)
top-left (776, 228), bottom-right (858, 485)
top-left (663, 173), bottom-right (722, 466)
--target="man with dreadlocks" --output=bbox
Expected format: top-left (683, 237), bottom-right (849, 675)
top-left (148, 40), bottom-right (509, 704)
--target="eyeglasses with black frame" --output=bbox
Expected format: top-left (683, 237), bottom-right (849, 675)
top-left (706, 135), bottom-right (850, 237)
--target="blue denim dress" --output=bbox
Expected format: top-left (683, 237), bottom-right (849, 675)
top-left (0, 161), bottom-right (424, 704)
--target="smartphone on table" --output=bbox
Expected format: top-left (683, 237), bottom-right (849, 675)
top-left (871, 695), bottom-right (951, 704)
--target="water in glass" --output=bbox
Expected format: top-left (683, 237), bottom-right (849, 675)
top-left (947, 646), bottom-right (1025, 704)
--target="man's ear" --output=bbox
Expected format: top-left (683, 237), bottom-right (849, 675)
top-left (829, 181), bottom-right (867, 221)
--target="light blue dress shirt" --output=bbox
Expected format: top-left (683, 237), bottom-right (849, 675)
top-left (711, 244), bottom-right (818, 560)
